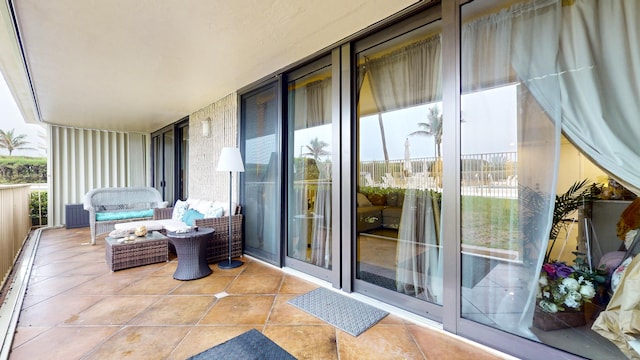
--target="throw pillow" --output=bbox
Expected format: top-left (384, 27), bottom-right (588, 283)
top-left (356, 193), bottom-right (372, 207)
top-left (204, 205), bottom-right (224, 219)
top-left (172, 199), bottom-right (189, 220)
top-left (182, 208), bottom-right (205, 226)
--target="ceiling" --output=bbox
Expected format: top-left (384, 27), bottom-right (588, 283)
top-left (0, 0), bottom-right (421, 133)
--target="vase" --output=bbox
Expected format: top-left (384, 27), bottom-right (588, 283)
top-left (533, 306), bottom-right (586, 331)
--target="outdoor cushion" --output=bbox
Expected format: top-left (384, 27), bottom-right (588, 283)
top-left (96, 209), bottom-right (154, 221)
top-left (154, 219), bottom-right (191, 232)
top-left (182, 208), bottom-right (205, 226)
top-left (172, 200), bottom-right (189, 220)
top-left (114, 220), bottom-right (164, 232)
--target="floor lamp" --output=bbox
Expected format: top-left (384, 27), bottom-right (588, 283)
top-left (216, 147), bottom-right (245, 269)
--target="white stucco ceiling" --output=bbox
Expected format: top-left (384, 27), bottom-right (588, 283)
top-left (2, 0), bottom-right (421, 133)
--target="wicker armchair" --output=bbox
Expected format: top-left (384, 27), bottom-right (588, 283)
top-left (153, 206), bottom-right (243, 264)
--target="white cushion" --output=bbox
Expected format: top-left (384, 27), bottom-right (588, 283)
top-left (194, 200), bottom-right (214, 215)
top-left (114, 220), bottom-right (163, 231)
top-left (172, 200), bottom-right (189, 220)
top-left (204, 205), bottom-right (224, 218)
top-left (155, 219), bottom-right (191, 232)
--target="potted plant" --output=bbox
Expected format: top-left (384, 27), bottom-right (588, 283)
top-left (534, 179), bottom-right (604, 330)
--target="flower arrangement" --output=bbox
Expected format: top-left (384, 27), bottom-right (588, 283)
top-left (537, 261), bottom-right (597, 313)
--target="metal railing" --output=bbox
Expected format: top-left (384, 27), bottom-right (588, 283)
top-left (0, 185), bottom-right (32, 290)
top-left (359, 151), bottom-right (518, 199)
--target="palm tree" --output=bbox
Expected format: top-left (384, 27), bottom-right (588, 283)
top-left (409, 105), bottom-right (443, 157)
top-left (0, 128), bottom-right (31, 156)
top-left (302, 137), bottom-right (330, 162)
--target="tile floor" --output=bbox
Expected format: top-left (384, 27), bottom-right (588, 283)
top-left (7, 227), bottom-right (508, 359)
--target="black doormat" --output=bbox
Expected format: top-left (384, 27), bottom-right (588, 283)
top-left (288, 287), bottom-right (388, 336)
top-left (188, 329), bottom-right (296, 360)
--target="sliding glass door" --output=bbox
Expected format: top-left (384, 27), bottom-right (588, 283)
top-left (241, 82), bottom-right (282, 265)
top-left (353, 13), bottom-right (444, 317)
top-left (284, 55), bottom-right (338, 283)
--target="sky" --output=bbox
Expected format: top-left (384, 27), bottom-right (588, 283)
top-left (0, 73), bottom-right (46, 157)
top-left (293, 83), bottom-right (518, 163)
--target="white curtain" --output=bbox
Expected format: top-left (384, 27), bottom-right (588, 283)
top-left (364, 32), bottom-right (444, 303)
top-left (311, 182), bottom-right (331, 268)
top-left (396, 189), bottom-right (443, 303)
top-left (365, 35), bottom-right (442, 112)
top-left (515, 0), bottom-right (640, 193)
top-left (461, 0), bottom-right (561, 339)
top-left (292, 78), bottom-right (332, 130)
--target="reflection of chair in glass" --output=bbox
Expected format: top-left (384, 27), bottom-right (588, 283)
top-left (362, 172), bottom-right (374, 186)
top-left (382, 173), bottom-right (394, 187)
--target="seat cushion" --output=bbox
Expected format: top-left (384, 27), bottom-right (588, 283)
top-left (114, 220), bottom-right (164, 232)
top-left (96, 209), bottom-right (154, 221)
top-left (155, 219), bottom-right (191, 232)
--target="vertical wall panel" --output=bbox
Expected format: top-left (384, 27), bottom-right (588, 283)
top-left (189, 93), bottom-right (239, 203)
top-left (50, 126), bottom-right (149, 226)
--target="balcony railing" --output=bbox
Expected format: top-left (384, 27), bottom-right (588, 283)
top-left (359, 151), bottom-right (517, 199)
top-left (0, 185), bottom-right (32, 289)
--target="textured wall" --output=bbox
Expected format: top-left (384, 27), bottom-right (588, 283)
top-left (188, 93), bottom-right (240, 203)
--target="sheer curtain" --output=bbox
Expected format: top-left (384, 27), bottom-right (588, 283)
top-left (461, 0), bottom-right (560, 338)
top-left (311, 182), bottom-right (331, 268)
top-left (463, 0), bottom-right (640, 341)
top-left (513, 0), bottom-right (640, 193)
top-left (364, 34), bottom-right (444, 301)
top-left (365, 35), bottom-right (442, 112)
top-left (396, 190), bottom-right (443, 303)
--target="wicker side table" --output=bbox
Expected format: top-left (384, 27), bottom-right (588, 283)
top-left (167, 228), bottom-right (214, 280)
top-left (105, 231), bottom-right (169, 271)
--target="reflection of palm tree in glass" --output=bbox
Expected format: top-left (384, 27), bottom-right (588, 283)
top-left (302, 137), bottom-right (331, 162)
top-left (409, 106), bottom-right (442, 157)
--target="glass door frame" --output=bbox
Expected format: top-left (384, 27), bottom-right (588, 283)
top-left (283, 50), bottom-right (342, 287)
top-left (348, 8), bottom-right (445, 323)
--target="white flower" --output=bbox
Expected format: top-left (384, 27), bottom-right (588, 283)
top-left (564, 292), bottom-right (581, 309)
top-left (538, 275), bottom-right (548, 287)
top-left (539, 300), bottom-right (559, 313)
top-left (579, 284), bottom-right (596, 299)
top-left (562, 277), bottom-right (580, 292)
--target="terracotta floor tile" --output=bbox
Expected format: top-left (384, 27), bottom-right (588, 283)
top-left (268, 294), bottom-right (325, 325)
top-left (241, 261), bottom-right (283, 276)
top-left (64, 273), bottom-right (141, 295)
top-left (23, 274), bottom-right (97, 297)
top-left (17, 295), bottom-right (103, 326)
top-left (66, 295), bottom-right (161, 325)
top-left (337, 324), bottom-right (425, 360)
top-left (199, 295), bottom-right (275, 325)
top-left (129, 295), bottom-right (214, 325)
top-left (168, 325), bottom-right (258, 359)
top-left (170, 275), bottom-right (235, 295)
top-left (10, 326), bottom-right (50, 348)
top-left (407, 324), bottom-right (503, 360)
top-left (5, 227), bottom-right (508, 359)
top-left (264, 324), bottom-right (338, 360)
top-left (10, 326), bottom-right (119, 360)
top-left (226, 274), bottom-right (283, 294)
top-left (279, 274), bottom-right (319, 294)
top-left (117, 276), bottom-right (181, 295)
top-left (83, 326), bottom-right (190, 360)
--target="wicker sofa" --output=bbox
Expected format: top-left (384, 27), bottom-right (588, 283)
top-left (153, 206), bottom-right (243, 264)
top-left (84, 187), bottom-right (167, 245)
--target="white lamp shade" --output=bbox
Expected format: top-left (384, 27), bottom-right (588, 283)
top-left (216, 147), bottom-right (245, 172)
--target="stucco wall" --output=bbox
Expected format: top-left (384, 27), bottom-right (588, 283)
top-left (188, 93), bottom-right (240, 204)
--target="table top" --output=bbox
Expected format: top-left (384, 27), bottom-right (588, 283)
top-left (167, 227), bottom-right (214, 239)
top-left (105, 231), bottom-right (167, 245)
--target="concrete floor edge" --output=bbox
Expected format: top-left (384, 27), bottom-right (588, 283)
top-left (0, 227), bottom-right (44, 360)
